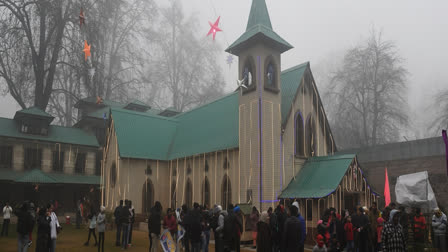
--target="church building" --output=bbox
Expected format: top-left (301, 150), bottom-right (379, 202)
top-left (102, 0), bottom-right (378, 229)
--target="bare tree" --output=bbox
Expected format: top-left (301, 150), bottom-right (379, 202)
top-left (46, 0), bottom-right (157, 125)
top-left (147, 0), bottom-right (225, 112)
top-left (0, 0), bottom-right (72, 110)
top-left (431, 89), bottom-right (448, 133)
top-left (327, 30), bottom-right (409, 149)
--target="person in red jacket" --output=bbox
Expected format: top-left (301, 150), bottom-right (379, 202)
top-left (163, 208), bottom-right (177, 238)
top-left (344, 216), bottom-right (354, 252)
top-left (413, 208), bottom-right (426, 250)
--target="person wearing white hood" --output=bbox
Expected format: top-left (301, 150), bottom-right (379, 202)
top-left (381, 209), bottom-right (406, 252)
top-left (292, 202), bottom-right (306, 252)
top-left (432, 208), bottom-right (447, 252)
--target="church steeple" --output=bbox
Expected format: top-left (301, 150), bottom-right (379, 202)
top-left (246, 0), bottom-right (272, 31)
top-left (226, 0), bottom-right (292, 55)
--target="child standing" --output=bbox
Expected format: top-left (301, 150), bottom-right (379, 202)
top-left (313, 234), bottom-right (327, 252)
top-left (376, 216), bottom-right (384, 252)
top-left (344, 216), bottom-right (354, 252)
top-left (84, 211), bottom-right (98, 246)
top-left (97, 206), bottom-right (106, 252)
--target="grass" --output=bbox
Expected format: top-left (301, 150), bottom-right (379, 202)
top-left (0, 223), bottom-right (151, 252)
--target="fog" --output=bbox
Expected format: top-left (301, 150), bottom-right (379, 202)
top-left (1, 0), bottom-right (447, 138)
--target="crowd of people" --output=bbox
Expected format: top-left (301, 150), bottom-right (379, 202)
top-left (1, 199), bottom-right (447, 252)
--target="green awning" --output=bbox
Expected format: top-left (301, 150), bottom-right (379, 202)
top-left (0, 169), bottom-right (100, 185)
top-left (279, 154), bottom-right (356, 199)
top-left (15, 169), bottom-right (58, 183)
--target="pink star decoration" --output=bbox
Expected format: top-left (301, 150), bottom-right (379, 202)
top-left (207, 16), bottom-right (222, 40)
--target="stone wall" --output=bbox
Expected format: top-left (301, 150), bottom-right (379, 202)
top-left (360, 155), bottom-right (448, 210)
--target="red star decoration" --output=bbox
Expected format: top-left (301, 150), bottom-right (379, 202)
top-left (79, 8), bottom-right (85, 27)
top-left (207, 16), bottom-right (222, 41)
top-left (83, 40), bottom-right (91, 61)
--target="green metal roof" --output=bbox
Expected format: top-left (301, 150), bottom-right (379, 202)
top-left (169, 92), bottom-right (239, 159)
top-left (246, 0), bottom-right (272, 31)
top-left (279, 154), bottom-right (356, 199)
top-left (112, 92), bottom-right (239, 160)
top-left (226, 0), bottom-right (292, 54)
top-left (112, 108), bottom-right (178, 160)
top-left (15, 169), bottom-right (58, 183)
top-left (14, 107), bottom-right (54, 121)
top-left (111, 63), bottom-right (311, 161)
top-left (281, 62), bottom-right (308, 125)
top-left (0, 117), bottom-right (99, 147)
top-left (0, 169), bottom-right (100, 185)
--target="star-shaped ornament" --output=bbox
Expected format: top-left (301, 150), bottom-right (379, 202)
top-left (83, 40), bottom-right (91, 61)
top-left (226, 54), bottom-right (234, 68)
top-left (207, 16), bottom-right (222, 40)
top-left (237, 79), bottom-right (248, 90)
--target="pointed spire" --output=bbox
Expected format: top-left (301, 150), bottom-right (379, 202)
top-left (226, 0), bottom-right (293, 55)
top-left (246, 0), bottom-right (272, 31)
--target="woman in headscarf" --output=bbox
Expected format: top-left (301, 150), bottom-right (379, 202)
top-left (256, 212), bottom-right (271, 252)
top-left (381, 209), bottom-right (406, 252)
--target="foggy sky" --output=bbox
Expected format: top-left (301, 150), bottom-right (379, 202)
top-left (1, 0), bottom-right (447, 138)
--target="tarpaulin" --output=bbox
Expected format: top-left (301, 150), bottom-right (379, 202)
top-left (395, 171), bottom-right (438, 212)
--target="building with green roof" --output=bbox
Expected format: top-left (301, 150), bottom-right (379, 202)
top-left (102, 0), bottom-right (378, 229)
top-left (0, 106), bottom-right (101, 211)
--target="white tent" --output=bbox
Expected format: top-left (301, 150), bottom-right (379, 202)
top-left (395, 171), bottom-right (438, 212)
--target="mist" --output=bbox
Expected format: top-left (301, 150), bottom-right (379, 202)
top-left (1, 0), bottom-right (447, 140)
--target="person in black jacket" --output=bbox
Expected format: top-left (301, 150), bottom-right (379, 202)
top-left (15, 201), bottom-right (35, 252)
top-left (223, 204), bottom-right (243, 252)
top-left (121, 200), bottom-right (131, 250)
top-left (148, 201), bottom-right (162, 252)
top-left (114, 200), bottom-right (123, 246)
top-left (184, 203), bottom-right (203, 252)
top-left (36, 207), bottom-right (51, 252)
top-left (281, 205), bottom-right (302, 252)
top-left (352, 207), bottom-right (370, 252)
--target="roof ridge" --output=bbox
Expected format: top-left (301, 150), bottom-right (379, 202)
top-left (111, 108), bottom-right (179, 123)
top-left (281, 62), bottom-right (309, 74)
top-left (174, 91), bottom-right (238, 118)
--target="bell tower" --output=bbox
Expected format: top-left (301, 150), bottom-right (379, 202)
top-left (226, 0), bottom-right (292, 210)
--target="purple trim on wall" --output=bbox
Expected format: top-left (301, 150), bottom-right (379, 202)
top-left (258, 55), bottom-right (262, 209)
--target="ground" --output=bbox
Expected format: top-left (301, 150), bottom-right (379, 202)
top-left (1, 224), bottom-right (317, 252)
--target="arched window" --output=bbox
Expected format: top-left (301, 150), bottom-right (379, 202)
top-left (305, 116), bottom-right (316, 157)
top-left (171, 180), bottom-right (177, 209)
top-left (264, 56), bottom-right (278, 91)
top-left (110, 162), bottom-right (117, 188)
top-left (241, 56), bottom-right (256, 92)
top-left (295, 112), bottom-right (305, 156)
top-left (202, 177), bottom-right (210, 207)
top-left (185, 178), bottom-right (193, 209)
top-left (142, 179), bottom-right (154, 214)
top-left (221, 175), bottom-right (232, 209)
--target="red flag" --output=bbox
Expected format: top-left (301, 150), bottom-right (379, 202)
top-left (384, 167), bottom-right (391, 207)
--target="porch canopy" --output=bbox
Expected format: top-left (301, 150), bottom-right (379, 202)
top-left (0, 169), bottom-right (100, 185)
top-left (279, 154), bottom-right (357, 199)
